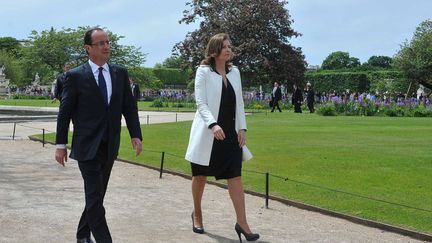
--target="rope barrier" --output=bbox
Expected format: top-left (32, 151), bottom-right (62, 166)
top-left (164, 152), bottom-right (184, 159)
top-left (271, 176), bottom-right (432, 213)
top-left (240, 169), bottom-right (431, 213)
top-left (242, 169), bottom-right (267, 175)
top-left (15, 123), bottom-right (45, 130)
top-left (142, 149), bottom-right (164, 154)
top-left (129, 150), bottom-right (432, 213)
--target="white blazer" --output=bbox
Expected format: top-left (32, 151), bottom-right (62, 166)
top-left (185, 65), bottom-right (253, 166)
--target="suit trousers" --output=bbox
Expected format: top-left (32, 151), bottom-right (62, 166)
top-left (294, 103), bottom-right (302, 113)
top-left (307, 102), bottom-right (315, 113)
top-left (77, 141), bottom-right (114, 243)
top-left (271, 100), bottom-right (282, 112)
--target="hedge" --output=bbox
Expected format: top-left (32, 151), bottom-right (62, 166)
top-left (145, 68), bottom-right (191, 85)
top-left (305, 70), bottom-right (408, 94)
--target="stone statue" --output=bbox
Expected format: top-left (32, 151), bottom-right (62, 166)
top-left (0, 65), bottom-right (9, 95)
top-left (34, 72), bottom-right (40, 84)
top-left (417, 85), bottom-right (425, 99)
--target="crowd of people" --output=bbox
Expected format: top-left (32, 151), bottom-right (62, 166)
top-left (316, 90), bottom-right (431, 107)
top-left (242, 84), bottom-right (431, 114)
top-left (139, 89), bottom-right (189, 100)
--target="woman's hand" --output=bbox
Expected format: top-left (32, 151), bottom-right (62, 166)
top-left (238, 129), bottom-right (246, 147)
top-left (212, 125), bottom-right (226, 140)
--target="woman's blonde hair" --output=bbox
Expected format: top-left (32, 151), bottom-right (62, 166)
top-left (201, 33), bottom-right (233, 70)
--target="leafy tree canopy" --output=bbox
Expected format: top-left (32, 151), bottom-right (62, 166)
top-left (321, 51), bottom-right (360, 70)
top-left (366, 55), bottom-right (393, 69)
top-left (2, 26), bottom-right (146, 86)
top-left (0, 37), bottom-right (22, 58)
top-left (24, 26), bottom-right (146, 72)
top-left (394, 19), bottom-right (432, 90)
top-left (154, 55), bottom-right (186, 69)
top-left (174, 0), bottom-right (306, 86)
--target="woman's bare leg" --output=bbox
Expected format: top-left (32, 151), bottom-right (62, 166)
top-left (228, 176), bottom-right (252, 233)
top-left (192, 175), bottom-right (207, 227)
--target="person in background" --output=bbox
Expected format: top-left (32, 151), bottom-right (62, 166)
top-left (306, 82), bottom-right (315, 113)
top-left (130, 78), bottom-right (141, 102)
top-left (271, 81), bottom-right (282, 112)
top-left (53, 63), bottom-right (71, 102)
top-left (292, 83), bottom-right (303, 113)
top-left (185, 33), bottom-right (259, 242)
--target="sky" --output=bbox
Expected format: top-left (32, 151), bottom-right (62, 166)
top-left (0, 0), bottom-right (431, 67)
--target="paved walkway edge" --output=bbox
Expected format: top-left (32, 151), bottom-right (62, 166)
top-left (28, 136), bottom-right (432, 242)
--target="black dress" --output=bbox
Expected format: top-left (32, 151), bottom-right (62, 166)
top-left (191, 78), bottom-right (243, 180)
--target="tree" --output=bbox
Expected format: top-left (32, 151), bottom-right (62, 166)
top-left (174, 0), bottom-right (306, 86)
top-left (0, 50), bottom-right (24, 85)
top-left (128, 67), bottom-right (163, 90)
top-left (394, 19), bottom-right (432, 90)
top-left (21, 26), bottom-right (146, 84)
top-left (0, 37), bottom-right (22, 58)
top-left (321, 51), bottom-right (360, 70)
top-left (366, 55), bottom-right (393, 69)
top-left (154, 55), bottom-right (186, 69)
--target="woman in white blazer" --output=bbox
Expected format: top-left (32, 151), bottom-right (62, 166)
top-left (185, 33), bottom-right (259, 242)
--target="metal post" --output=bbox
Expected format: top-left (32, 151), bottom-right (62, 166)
top-left (265, 172), bottom-right (269, 209)
top-left (42, 129), bottom-right (45, 147)
top-left (147, 115), bottom-right (149, 125)
top-left (175, 113), bottom-right (178, 122)
top-left (12, 122), bottom-right (16, 140)
top-left (159, 152), bottom-right (165, 179)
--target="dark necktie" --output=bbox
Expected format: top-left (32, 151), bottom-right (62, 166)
top-left (98, 67), bottom-right (108, 105)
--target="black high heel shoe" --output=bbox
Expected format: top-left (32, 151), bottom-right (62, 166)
top-left (191, 212), bottom-right (204, 234)
top-left (235, 223), bottom-right (259, 242)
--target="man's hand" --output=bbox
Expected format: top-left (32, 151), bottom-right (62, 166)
top-left (131, 138), bottom-right (142, 156)
top-left (212, 125), bottom-right (226, 140)
top-left (238, 129), bottom-right (246, 148)
top-left (55, 148), bottom-right (68, 166)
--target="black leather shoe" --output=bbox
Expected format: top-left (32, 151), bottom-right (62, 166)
top-left (77, 237), bottom-right (94, 243)
top-left (191, 212), bottom-right (204, 234)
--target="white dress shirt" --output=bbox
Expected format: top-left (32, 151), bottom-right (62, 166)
top-left (88, 60), bottom-right (112, 104)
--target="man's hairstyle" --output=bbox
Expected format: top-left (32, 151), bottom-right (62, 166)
top-left (84, 27), bottom-right (104, 46)
top-left (84, 27), bottom-right (104, 55)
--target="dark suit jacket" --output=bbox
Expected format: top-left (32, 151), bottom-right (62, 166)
top-left (306, 88), bottom-right (315, 104)
top-left (292, 88), bottom-right (303, 104)
top-left (272, 87), bottom-right (282, 101)
top-left (56, 62), bottom-right (142, 161)
top-left (54, 73), bottom-right (67, 100)
top-left (131, 83), bottom-right (140, 100)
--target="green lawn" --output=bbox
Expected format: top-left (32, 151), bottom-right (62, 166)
top-left (37, 111), bottom-right (432, 233)
top-left (0, 99), bottom-right (196, 112)
top-left (0, 99), bottom-right (60, 107)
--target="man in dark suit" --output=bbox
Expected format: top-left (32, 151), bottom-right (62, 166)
top-left (53, 63), bottom-right (71, 101)
top-left (55, 27), bottom-right (142, 243)
top-left (271, 81), bottom-right (282, 112)
top-left (306, 82), bottom-right (315, 113)
top-left (292, 83), bottom-right (303, 113)
top-left (129, 78), bottom-right (140, 102)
